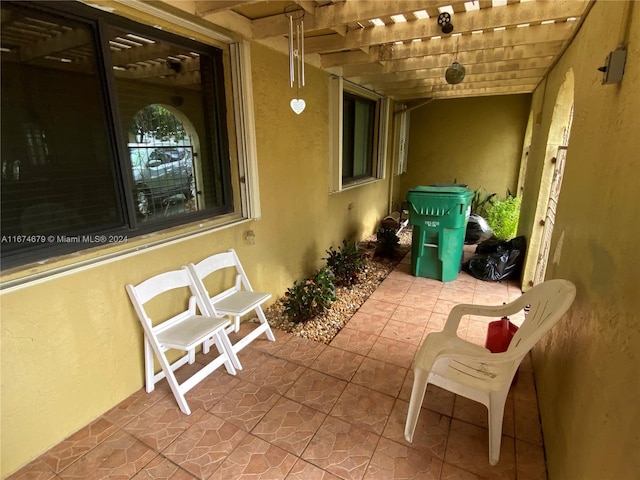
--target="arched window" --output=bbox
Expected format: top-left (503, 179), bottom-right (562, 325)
top-left (128, 105), bottom-right (198, 220)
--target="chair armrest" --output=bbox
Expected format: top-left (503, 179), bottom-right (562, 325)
top-left (442, 300), bottom-right (526, 334)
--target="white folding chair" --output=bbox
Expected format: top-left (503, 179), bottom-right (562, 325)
top-left (185, 248), bottom-right (276, 359)
top-left (126, 267), bottom-right (240, 415)
top-left (404, 279), bottom-right (576, 465)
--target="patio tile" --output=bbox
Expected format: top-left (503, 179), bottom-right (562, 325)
top-left (239, 354), bottom-right (306, 395)
top-left (390, 304), bottom-right (431, 326)
top-left (400, 292), bottom-right (438, 310)
top-left (252, 397), bottom-right (326, 456)
top-left (378, 277), bottom-right (412, 293)
top-left (433, 298), bottom-right (460, 315)
top-left (367, 336), bottom-right (417, 369)
top-left (6, 457), bottom-right (56, 480)
top-left (285, 459), bottom-right (342, 480)
top-left (273, 335), bottom-right (327, 366)
top-left (472, 292), bottom-right (510, 306)
top-left (122, 395), bottom-right (206, 451)
top-left (444, 419), bottom-right (516, 480)
top-left (208, 435), bottom-right (297, 479)
top-left (329, 327), bottom-right (377, 356)
top-left (301, 416), bottom-right (379, 480)
top-left (182, 370), bottom-right (241, 412)
top-left (406, 282), bottom-right (442, 298)
top-left (368, 288), bottom-right (406, 304)
top-left (438, 288), bottom-right (475, 303)
top-left (330, 383), bottom-right (395, 435)
top-left (310, 346), bottom-right (364, 381)
top-left (357, 298), bottom-right (398, 318)
top-left (344, 311), bottom-right (389, 335)
top-left (398, 374), bottom-right (456, 417)
top-left (161, 412), bottom-right (247, 479)
top-left (133, 455), bottom-right (196, 479)
top-left (209, 379), bottom-right (281, 431)
top-left (364, 436), bottom-right (443, 480)
top-left (380, 319), bottom-right (425, 345)
top-left (440, 462), bottom-right (487, 479)
top-left (452, 395), bottom-right (515, 437)
top-left (351, 357), bottom-right (406, 397)
top-left (240, 325), bottom-right (289, 355)
top-left (284, 368), bottom-right (347, 414)
top-left (42, 417), bottom-right (119, 473)
top-left (386, 267), bottom-right (414, 282)
top-left (513, 403), bottom-right (544, 446)
top-left (383, 399), bottom-right (450, 460)
top-left (57, 429), bottom-right (156, 479)
top-left (515, 439), bottom-right (547, 480)
top-left (103, 388), bottom-right (169, 428)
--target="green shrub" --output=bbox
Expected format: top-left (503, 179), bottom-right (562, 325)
top-left (283, 267), bottom-right (336, 323)
top-left (376, 227), bottom-right (400, 258)
top-left (471, 187), bottom-right (497, 217)
top-left (324, 240), bottom-right (365, 286)
top-left (487, 195), bottom-right (522, 240)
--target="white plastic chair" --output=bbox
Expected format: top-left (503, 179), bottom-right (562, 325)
top-left (186, 248), bottom-right (276, 359)
top-left (126, 267), bottom-right (240, 415)
top-left (404, 279), bottom-right (576, 465)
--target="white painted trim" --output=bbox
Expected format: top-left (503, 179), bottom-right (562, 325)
top-left (377, 97), bottom-right (390, 180)
top-left (231, 41), bottom-right (261, 220)
top-left (328, 75), bottom-right (343, 193)
top-left (330, 76), bottom-right (391, 193)
top-left (109, 0), bottom-right (236, 43)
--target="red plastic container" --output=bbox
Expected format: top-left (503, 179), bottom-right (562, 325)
top-left (485, 317), bottom-right (519, 383)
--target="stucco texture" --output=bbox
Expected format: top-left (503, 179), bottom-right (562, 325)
top-left (519, 2), bottom-right (640, 479)
top-left (399, 94), bottom-right (531, 202)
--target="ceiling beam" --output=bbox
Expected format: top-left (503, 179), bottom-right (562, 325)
top-left (252, 0), bottom-right (444, 40)
top-left (110, 43), bottom-right (181, 66)
top-left (364, 69), bottom-right (548, 90)
top-left (306, 2), bottom-right (587, 54)
top-left (194, 1), bottom-right (261, 16)
top-left (392, 85), bottom-right (536, 101)
top-left (19, 27), bottom-right (91, 63)
top-left (319, 21), bottom-right (574, 66)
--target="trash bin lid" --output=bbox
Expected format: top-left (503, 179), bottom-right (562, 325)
top-left (408, 185), bottom-right (472, 195)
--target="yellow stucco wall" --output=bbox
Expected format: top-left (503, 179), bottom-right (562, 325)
top-left (518, 2), bottom-right (640, 478)
top-left (0, 41), bottom-right (392, 476)
top-left (398, 95), bottom-right (531, 204)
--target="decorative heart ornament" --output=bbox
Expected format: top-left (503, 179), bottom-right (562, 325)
top-left (290, 98), bottom-right (306, 115)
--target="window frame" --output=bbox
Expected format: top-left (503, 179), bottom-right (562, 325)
top-left (0, 1), bottom-right (260, 271)
top-left (328, 76), bottom-right (389, 193)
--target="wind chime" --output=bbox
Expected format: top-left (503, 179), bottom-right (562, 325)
top-left (445, 37), bottom-right (466, 85)
top-left (285, 4), bottom-right (306, 114)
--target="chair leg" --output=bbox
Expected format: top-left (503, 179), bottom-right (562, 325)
top-left (144, 338), bottom-right (155, 393)
top-left (404, 367), bottom-right (429, 442)
top-left (487, 390), bottom-right (508, 465)
top-left (214, 331), bottom-right (242, 371)
top-left (149, 343), bottom-right (192, 415)
top-left (256, 306), bottom-right (276, 341)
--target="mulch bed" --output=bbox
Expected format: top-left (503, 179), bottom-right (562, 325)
top-left (258, 229), bottom-right (412, 344)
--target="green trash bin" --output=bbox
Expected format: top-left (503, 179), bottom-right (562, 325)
top-left (405, 185), bottom-right (473, 282)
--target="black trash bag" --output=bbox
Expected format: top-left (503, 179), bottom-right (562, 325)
top-left (465, 214), bottom-right (493, 245)
top-left (463, 236), bottom-right (526, 282)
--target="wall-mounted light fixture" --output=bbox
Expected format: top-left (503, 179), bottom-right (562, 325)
top-left (437, 12), bottom-right (454, 34)
top-left (597, 48), bottom-right (627, 84)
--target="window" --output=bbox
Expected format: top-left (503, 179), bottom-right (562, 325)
top-left (329, 76), bottom-right (389, 192)
top-left (0, 1), bottom-right (254, 268)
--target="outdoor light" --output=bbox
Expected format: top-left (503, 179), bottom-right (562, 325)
top-left (437, 12), bottom-right (454, 34)
top-left (445, 61), bottom-right (466, 84)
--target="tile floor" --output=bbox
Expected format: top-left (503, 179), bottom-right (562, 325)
top-left (9, 251), bottom-right (547, 480)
